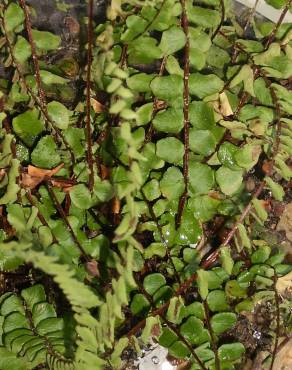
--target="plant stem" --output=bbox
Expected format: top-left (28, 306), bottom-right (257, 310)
top-left (203, 301), bottom-right (220, 370)
top-left (86, 0), bottom-right (95, 192)
top-left (211, 0), bottom-right (225, 41)
top-left (141, 190), bottom-right (181, 284)
top-left (145, 55), bottom-right (167, 143)
top-left (265, 0), bottom-right (292, 48)
top-left (18, 0), bottom-right (47, 116)
top-left (26, 190), bottom-right (58, 244)
top-left (46, 182), bottom-right (89, 261)
top-left (269, 271), bottom-right (280, 370)
top-left (176, 0), bottom-right (190, 228)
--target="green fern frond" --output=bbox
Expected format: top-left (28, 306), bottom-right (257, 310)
top-left (0, 284), bottom-right (72, 370)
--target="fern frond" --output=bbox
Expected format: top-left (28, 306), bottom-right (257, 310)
top-left (3, 243), bottom-right (101, 310)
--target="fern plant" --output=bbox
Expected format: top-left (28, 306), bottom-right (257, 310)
top-left (0, 284), bottom-right (72, 369)
top-left (0, 0), bottom-right (291, 369)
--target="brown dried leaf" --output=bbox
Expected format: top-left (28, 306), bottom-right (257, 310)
top-left (219, 92), bottom-right (233, 116)
top-left (213, 92), bottom-right (233, 116)
top-left (91, 98), bottom-right (105, 113)
top-left (276, 271), bottom-right (292, 298)
top-left (50, 179), bottom-right (73, 193)
top-left (86, 260), bottom-right (100, 278)
top-left (273, 339), bottom-right (292, 370)
top-left (21, 164), bottom-right (64, 189)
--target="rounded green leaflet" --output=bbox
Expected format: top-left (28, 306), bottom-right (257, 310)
top-left (168, 341), bottom-right (190, 359)
top-left (40, 70), bottom-right (68, 85)
top-left (189, 101), bottom-right (215, 129)
top-left (4, 3), bottom-right (24, 32)
top-left (207, 290), bottom-right (230, 312)
top-left (189, 73), bottom-right (224, 99)
top-left (189, 162), bottom-right (214, 195)
top-left (153, 108), bottom-right (184, 133)
top-left (207, 45), bottom-right (230, 68)
top-left (166, 55), bottom-right (184, 76)
top-left (153, 285), bottom-right (173, 306)
top-left (234, 144), bottom-right (261, 170)
top-left (14, 36), bottom-right (31, 64)
top-left (93, 178), bottom-right (113, 202)
top-left (251, 246), bottom-right (271, 264)
top-left (142, 179), bottom-right (161, 201)
top-left (128, 36), bottom-right (162, 64)
top-left (183, 248), bottom-right (198, 263)
top-left (160, 166), bottom-right (184, 200)
top-left (70, 184), bottom-right (92, 210)
top-left (187, 6), bottom-right (220, 28)
top-left (126, 73), bottom-right (154, 93)
top-left (159, 25), bottom-right (186, 55)
top-left (175, 209), bottom-right (201, 245)
top-left (47, 101), bottom-right (70, 130)
top-left (136, 103), bottom-right (153, 126)
top-left (189, 129), bottom-right (217, 156)
top-left (159, 327), bottom-right (178, 348)
top-left (218, 142), bottom-right (240, 170)
top-left (189, 48), bottom-right (206, 70)
top-left (150, 75), bottom-right (183, 106)
top-left (218, 343), bottom-right (245, 362)
top-left (216, 166), bottom-right (243, 196)
top-left (211, 312), bottom-right (237, 334)
top-left (188, 195), bottom-right (220, 222)
top-left (122, 15), bottom-right (148, 42)
top-left (12, 109), bottom-right (44, 147)
top-left (144, 243), bottom-right (166, 259)
top-left (31, 136), bottom-right (61, 169)
top-left (225, 280), bottom-right (247, 299)
top-left (180, 316), bottom-right (210, 345)
top-left (156, 137), bottom-right (184, 164)
top-left (130, 294), bottom-right (150, 316)
top-left (31, 29), bottom-right (61, 52)
top-left (143, 273), bottom-right (166, 295)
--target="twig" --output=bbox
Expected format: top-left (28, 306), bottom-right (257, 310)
top-left (203, 301), bottom-right (220, 370)
top-left (145, 55), bottom-right (167, 143)
top-left (211, 0), bottom-right (225, 41)
top-left (18, 0), bottom-right (47, 116)
top-left (176, 0), bottom-right (190, 228)
top-left (26, 190), bottom-right (58, 244)
top-left (162, 316), bottom-right (208, 370)
top-left (2, 117), bottom-right (22, 203)
top-left (231, 0), bottom-right (259, 62)
top-left (265, 0), bottom-right (292, 48)
top-left (269, 271), bottom-right (280, 370)
top-left (131, 0), bottom-right (167, 42)
top-left (85, 0), bottom-right (95, 191)
top-left (259, 72), bottom-right (282, 163)
top-left (46, 182), bottom-right (90, 261)
top-left (141, 190), bottom-right (181, 284)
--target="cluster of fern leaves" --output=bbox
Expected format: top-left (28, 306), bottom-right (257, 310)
top-left (0, 0), bottom-right (291, 369)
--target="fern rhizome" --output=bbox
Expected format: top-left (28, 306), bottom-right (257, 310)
top-left (0, 0), bottom-right (291, 369)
